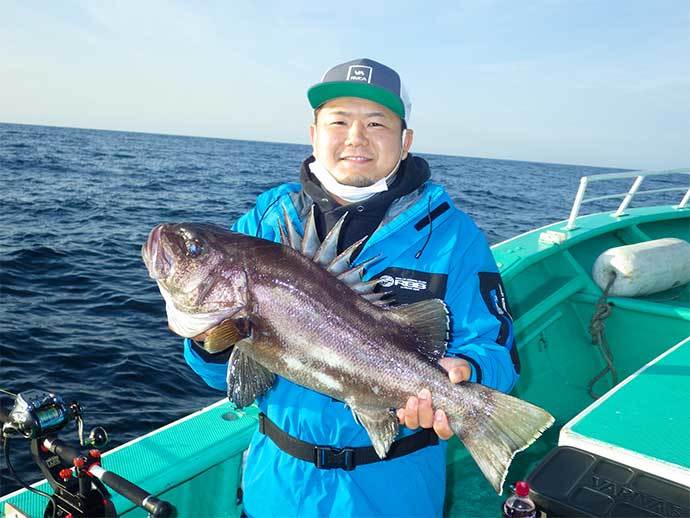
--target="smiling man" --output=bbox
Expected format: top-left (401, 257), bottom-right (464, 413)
top-left (183, 58), bottom-right (520, 516)
top-left (309, 96), bottom-right (413, 190)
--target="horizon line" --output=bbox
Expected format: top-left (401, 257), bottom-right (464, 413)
top-left (0, 120), bottom-right (631, 172)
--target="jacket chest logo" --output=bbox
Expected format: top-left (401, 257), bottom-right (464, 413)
top-left (379, 275), bottom-right (428, 292)
top-left (374, 268), bottom-right (448, 305)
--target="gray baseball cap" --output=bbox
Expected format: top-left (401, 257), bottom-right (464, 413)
top-left (307, 58), bottom-right (412, 123)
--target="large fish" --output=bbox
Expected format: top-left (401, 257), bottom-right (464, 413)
top-left (142, 210), bottom-right (554, 494)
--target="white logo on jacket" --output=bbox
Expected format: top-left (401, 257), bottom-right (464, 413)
top-left (378, 275), bottom-right (427, 292)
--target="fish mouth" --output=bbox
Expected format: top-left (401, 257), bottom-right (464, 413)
top-left (160, 281), bottom-right (245, 338)
top-left (142, 224), bottom-right (173, 280)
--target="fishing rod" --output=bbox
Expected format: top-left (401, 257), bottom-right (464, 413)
top-left (1, 389), bottom-right (173, 518)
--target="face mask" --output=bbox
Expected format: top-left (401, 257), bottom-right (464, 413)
top-left (311, 129), bottom-right (408, 204)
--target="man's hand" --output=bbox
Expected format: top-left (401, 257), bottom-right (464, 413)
top-left (395, 357), bottom-right (471, 440)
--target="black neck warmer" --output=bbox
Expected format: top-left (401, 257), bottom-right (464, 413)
top-left (299, 154), bottom-right (431, 256)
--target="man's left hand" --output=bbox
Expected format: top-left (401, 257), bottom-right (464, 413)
top-left (395, 357), bottom-right (471, 440)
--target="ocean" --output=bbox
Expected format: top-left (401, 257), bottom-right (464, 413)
top-left (0, 122), bottom-right (682, 494)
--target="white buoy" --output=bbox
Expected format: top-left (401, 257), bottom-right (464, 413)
top-left (592, 238), bottom-right (690, 297)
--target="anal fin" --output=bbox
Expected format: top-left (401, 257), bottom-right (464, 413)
top-left (351, 406), bottom-right (399, 458)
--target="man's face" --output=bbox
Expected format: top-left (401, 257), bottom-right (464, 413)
top-left (309, 97), bottom-right (414, 187)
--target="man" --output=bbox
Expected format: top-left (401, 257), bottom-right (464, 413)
top-left (184, 58), bottom-right (519, 516)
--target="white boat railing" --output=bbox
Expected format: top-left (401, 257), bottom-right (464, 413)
top-left (565, 168), bottom-right (690, 230)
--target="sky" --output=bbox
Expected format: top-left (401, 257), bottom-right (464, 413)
top-left (2, 0), bottom-right (689, 169)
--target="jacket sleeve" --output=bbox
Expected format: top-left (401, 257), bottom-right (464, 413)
top-left (183, 338), bottom-right (230, 391)
top-left (444, 226), bottom-right (519, 393)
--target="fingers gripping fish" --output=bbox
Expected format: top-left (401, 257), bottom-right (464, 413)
top-left (142, 208), bottom-right (554, 494)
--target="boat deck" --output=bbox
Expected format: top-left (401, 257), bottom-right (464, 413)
top-left (560, 336), bottom-right (690, 487)
top-left (0, 400), bottom-right (257, 517)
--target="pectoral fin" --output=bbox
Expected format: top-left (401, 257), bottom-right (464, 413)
top-left (351, 406), bottom-right (399, 458)
top-left (226, 341), bottom-right (275, 408)
top-left (202, 320), bottom-right (242, 353)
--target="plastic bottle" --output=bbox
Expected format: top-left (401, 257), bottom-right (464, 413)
top-left (502, 481), bottom-right (536, 518)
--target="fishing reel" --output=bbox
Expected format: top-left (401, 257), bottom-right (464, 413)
top-left (2, 389), bottom-right (106, 448)
top-left (1, 389), bottom-right (171, 518)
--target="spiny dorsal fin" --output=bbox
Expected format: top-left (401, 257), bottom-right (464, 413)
top-left (387, 299), bottom-right (449, 361)
top-left (277, 223), bottom-right (290, 247)
top-left (292, 209), bottom-right (387, 301)
top-left (313, 212), bottom-right (348, 267)
top-left (349, 279), bottom-right (381, 295)
top-left (327, 236), bottom-right (368, 275)
top-left (301, 206), bottom-right (321, 258)
top-left (336, 255), bottom-right (380, 288)
top-left (363, 292), bottom-right (393, 307)
top-left (281, 205), bottom-right (302, 250)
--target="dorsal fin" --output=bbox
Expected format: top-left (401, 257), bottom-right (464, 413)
top-left (386, 299), bottom-right (449, 361)
top-left (336, 255), bottom-right (380, 288)
top-left (277, 223), bottom-right (290, 247)
top-left (313, 212), bottom-right (347, 267)
top-left (351, 279), bottom-right (383, 294)
top-left (363, 292), bottom-right (393, 307)
top-left (327, 236), bottom-right (367, 275)
top-left (281, 205), bottom-right (302, 250)
top-left (301, 206), bottom-right (321, 258)
top-left (286, 208), bottom-right (387, 302)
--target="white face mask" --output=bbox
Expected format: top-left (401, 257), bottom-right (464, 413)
top-left (310, 129), bottom-right (408, 204)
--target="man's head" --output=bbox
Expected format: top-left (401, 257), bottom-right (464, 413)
top-left (307, 58), bottom-right (414, 189)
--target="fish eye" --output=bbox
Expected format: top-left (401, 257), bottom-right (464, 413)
top-left (186, 240), bottom-right (203, 257)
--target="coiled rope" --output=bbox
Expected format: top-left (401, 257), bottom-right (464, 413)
top-left (587, 273), bottom-right (619, 399)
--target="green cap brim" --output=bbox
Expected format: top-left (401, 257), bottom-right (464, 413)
top-left (307, 82), bottom-right (405, 120)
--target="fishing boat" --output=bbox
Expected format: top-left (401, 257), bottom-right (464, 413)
top-left (2, 168), bottom-right (689, 517)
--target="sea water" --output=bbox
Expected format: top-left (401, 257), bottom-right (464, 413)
top-left (1, 122), bottom-right (684, 492)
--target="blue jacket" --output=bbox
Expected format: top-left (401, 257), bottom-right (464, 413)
top-left (184, 180), bottom-right (519, 517)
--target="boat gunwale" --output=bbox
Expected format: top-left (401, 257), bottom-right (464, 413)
top-left (492, 204), bottom-right (690, 281)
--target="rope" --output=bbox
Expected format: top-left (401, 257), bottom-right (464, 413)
top-left (587, 273), bottom-right (618, 399)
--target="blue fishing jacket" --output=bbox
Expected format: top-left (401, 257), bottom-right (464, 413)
top-left (184, 178), bottom-right (519, 517)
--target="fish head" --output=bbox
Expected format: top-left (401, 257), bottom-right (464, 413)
top-left (142, 223), bottom-right (248, 337)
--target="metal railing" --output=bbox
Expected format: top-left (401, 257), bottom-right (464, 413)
top-left (565, 168), bottom-right (690, 230)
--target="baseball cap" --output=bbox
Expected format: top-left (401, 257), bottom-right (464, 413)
top-left (307, 58), bottom-right (412, 123)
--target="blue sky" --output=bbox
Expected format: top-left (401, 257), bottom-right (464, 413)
top-left (2, 0), bottom-right (689, 168)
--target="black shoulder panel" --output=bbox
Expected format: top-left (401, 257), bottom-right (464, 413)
top-left (414, 202), bottom-right (450, 231)
top-left (478, 272), bottom-right (520, 373)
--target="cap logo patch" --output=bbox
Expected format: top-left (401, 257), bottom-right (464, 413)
top-left (346, 65), bottom-right (372, 83)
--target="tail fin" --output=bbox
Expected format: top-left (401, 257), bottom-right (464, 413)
top-left (448, 384), bottom-right (554, 495)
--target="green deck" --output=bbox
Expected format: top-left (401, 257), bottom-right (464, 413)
top-left (2, 203), bottom-right (689, 517)
top-left (561, 336), bottom-right (690, 485)
top-left (445, 204), bottom-right (690, 516)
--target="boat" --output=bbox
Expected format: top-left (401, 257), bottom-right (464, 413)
top-left (2, 168), bottom-right (689, 517)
